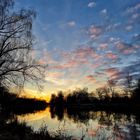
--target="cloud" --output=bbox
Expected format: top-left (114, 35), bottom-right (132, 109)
top-left (116, 42), bottom-right (137, 55)
top-left (104, 61), bottom-right (140, 84)
top-left (126, 3), bottom-right (140, 14)
top-left (37, 59), bottom-right (47, 65)
top-left (122, 48), bottom-right (135, 55)
top-left (63, 46), bottom-right (99, 60)
top-left (73, 47), bottom-right (96, 58)
top-left (105, 68), bottom-right (120, 77)
top-left (106, 52), bottom-right (118, 60)
top-left (122, 62), bottom-right (140, 75)
top-left (104, 67), bottom-right (124, 83)
top-left (51, 62), bottom-right (77, 69)
top-left (88, 2), bottom-right (96, 8)
top-left (125, 3), bottom-right (140, 23)
top-left (50, 46), bottom-right (102, 70)
top-left (45, 77), bottom-right (67, 86)
top-left (132, 13), bottom-right (140, 19)
top-left (47, 72), bottom-right (63, 78)
top-left (67, 21), bottom-right (76, 27)
top-left (100, 9), bottom-right (107, 15)
top-left (44, 71), bottom-right (67, 86)
top-left (86, 75), bottom-right (96, 82)
top-left (106, 23), bottom-right (121, 32)
top-left (98, 43), bottom-right (108, 50)
top-left (88, 25), bottom-right (104, 39)
top-left (125, 25), bottom-right (133, 31)
top-left (109, 37), bottom-right (120, 43)
top-left (132, 34), bottom-right (140, 42)
top-left (91, 63), bottom-right (102, 69)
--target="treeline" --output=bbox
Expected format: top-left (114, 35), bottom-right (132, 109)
top-left (0, 87), bottom-right (47, 114)
top-left (48, 79), bottom-right (140, 122)
top-left (49, 79), bottom-right (140, 108)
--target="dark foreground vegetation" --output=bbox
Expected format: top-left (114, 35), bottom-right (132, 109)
top-left (0, 113), bottom-right (63, 140)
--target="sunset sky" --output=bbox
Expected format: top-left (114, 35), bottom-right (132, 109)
top-left (15, 0), bottom-right (140, 97)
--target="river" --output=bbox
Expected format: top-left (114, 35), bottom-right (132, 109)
top-left (17, 107), bottom-right (140, 140)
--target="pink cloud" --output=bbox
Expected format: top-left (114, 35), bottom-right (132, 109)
top-left (88, 25), bottom-right (103, 39)
top-left (105, 68), bottom-right (121, 80)
top-left (63, 59), bottom-right (85, 68)
top-left (105, 68), bottom-right (119, 75)
top-left (37, 59), bottom-right (46, 65)
top-left (50, 46), bottom-right (102, 70)
top-left (122, 48), bottom-right (135, 54)
top-left (48, 72), bottom-right (63, 78)
top-left (52, 62), bottom-right (77, 69)
top-left (86, 75), bottom-right (96, 82)
top-left (63, 46), bottom-right (101, 61)
top-left (91, 63), bottom-right (101, 69)
top-left (116, 42), bottom-right (136, 55)
top-left (106, 52), bottom-right (118, 60)
top-left (74, 47), bottom-right (96, 58)
top-left (89, 26), bottom-right (102, 34)
top-left (51, 57), bottom-right (87, 70)
top-left (98, 43), bottom-right (108, 50)
top-left (51, 65), bottom-right (64, 69)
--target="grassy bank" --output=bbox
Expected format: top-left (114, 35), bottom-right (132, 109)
top-left (0, 118), bottom-right (63, 140)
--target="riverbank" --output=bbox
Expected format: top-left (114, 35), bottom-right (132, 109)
top-left (65, 103), bottom-right (140, 114)
top-left (0, 87), bottom-right (66, 140)
top-left (0, 117), bottom-right (63, 140)
top-left (0, 87), bottom-right (48, 114)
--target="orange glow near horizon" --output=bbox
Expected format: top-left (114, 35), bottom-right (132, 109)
top-left (12, 88), bottom-right (51, 102)
top-left (18, 84), bottom-right (124, 102)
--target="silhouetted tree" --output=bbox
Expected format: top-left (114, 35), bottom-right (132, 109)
top-left (132, 79), bottom-right (140, 101)
top-left (0, 0), bottom-right (45, 89)
top-left (107, 79), bottom-right (116, 97)
top-left (56, 91), bottom-right (65, 106)
top-left (50, 94), bottom-right (56, 105)
top-left (96, 87), bottom-right (105, 100)
top-left (124, 72), bottom-right (133, 96)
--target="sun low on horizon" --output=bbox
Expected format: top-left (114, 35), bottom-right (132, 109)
top-left (14, 0), bottom-right (140, 98)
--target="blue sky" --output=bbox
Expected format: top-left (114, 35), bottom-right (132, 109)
top-left (15, 0), bottom-right (140, 93)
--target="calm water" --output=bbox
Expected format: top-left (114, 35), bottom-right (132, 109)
top-left (17, 107), bottom-right (140, 140)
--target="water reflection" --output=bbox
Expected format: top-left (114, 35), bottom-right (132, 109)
top-left (17, 107), bottom-right (140, 140)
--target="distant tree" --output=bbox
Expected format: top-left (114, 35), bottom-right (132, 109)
top-left (50, 94), bottom-right (56, 105)
top-left (107, 79), bottom-right (116, 97)
top-left (124, 72), bottom-right (133, 96)
top-left (132, 79), bottom-right (140, 101)
top-left (0, 0), bottom-right (45, 88)
top-left (56, 91), bottom-right (65, 105)
top-left (96, 87), bottom-right (106, 100)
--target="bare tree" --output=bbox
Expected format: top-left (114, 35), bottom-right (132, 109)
top-left (0, 0), bottom-right (45, 89)
top-left (107, 79), bottom-right (116, 97)
top-left (124, 72), bottom-right (133, 96)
